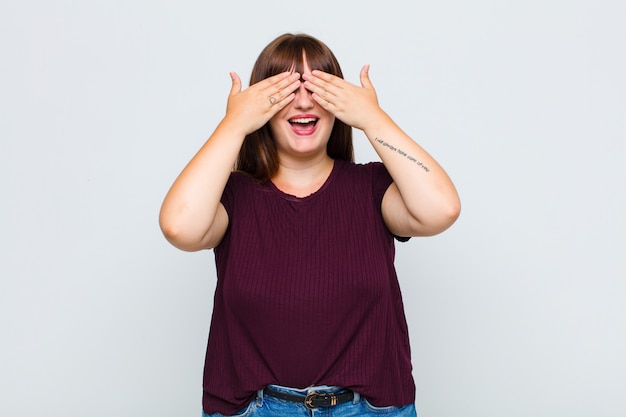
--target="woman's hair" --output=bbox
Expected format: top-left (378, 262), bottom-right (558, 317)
top-left (235, 33), bottom-right (354, 182)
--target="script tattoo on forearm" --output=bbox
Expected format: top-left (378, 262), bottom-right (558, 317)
top-left (375, 138), bottom-right (430, 172)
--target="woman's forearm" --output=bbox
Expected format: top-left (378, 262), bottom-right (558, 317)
top-left (364, 111), bottom-right (461, 235)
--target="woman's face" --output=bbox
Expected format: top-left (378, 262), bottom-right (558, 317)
top-left (268, 56), bottom-right (335, 162)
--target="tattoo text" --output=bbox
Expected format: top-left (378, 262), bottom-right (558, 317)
top-left (375, 138), bottom-right (430, 172)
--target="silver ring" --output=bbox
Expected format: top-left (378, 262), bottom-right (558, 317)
top-left (269, 97), bottom-right (276, 105)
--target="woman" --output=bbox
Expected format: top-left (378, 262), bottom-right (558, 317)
top-left (160, 33), bottom-right (460, 417)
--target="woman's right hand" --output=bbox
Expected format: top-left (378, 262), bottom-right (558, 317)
top-left (224, 71), bottom-right (301, 136)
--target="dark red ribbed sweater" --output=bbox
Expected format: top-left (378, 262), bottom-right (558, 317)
top-left (202, 160), bottom-right (415, 414)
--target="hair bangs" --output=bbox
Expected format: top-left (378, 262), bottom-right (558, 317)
top-left (251, 34), bottom-right (343, 84)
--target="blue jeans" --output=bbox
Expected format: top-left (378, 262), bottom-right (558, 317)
top-left (202, 385), bottom-right (417, 417)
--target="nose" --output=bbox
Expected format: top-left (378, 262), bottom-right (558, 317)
top-left (293, 80), bottom-right (314, 109)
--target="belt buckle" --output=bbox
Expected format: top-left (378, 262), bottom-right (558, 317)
top-left (304, 392), bottom-right (319, 410)
top-left (304, 392), bottom-right (337, 410)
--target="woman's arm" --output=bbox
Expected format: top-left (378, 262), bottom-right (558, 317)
top-left (368, 114), bottom-right (461, 237)
top-left (159, 71), bottom-right (301, 251)
top-left (303, 66), bottom-right (460, 237)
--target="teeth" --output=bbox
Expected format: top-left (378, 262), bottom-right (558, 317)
top-left (290, 118), bottom-right (317, 124)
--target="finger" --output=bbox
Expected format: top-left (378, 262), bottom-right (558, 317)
top-left (308, 69), bottom-right (338, 83)
top-left (273, 92), bottom-right (297, 110)
top-left (304, 78), bottom-right (337, 102)
top-left (359, 65), bottom-right (373, 89)
top-left (274, 72), bottom-right (301, 95)
top-left (311, 92), bottom-right (334, 112)
top-left (267, 74), bottom-right (301, 105)
top-left (259, 71), bottom-right (297, 93)
top-left (229, 72), bottom-right (242, 96)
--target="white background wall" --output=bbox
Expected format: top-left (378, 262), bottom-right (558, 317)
top-left (1, 1), bottom-right (624, 416)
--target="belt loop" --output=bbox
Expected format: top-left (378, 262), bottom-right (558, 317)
top-left (352, 391), bottom-right (360, 404)
top-left (256, 388), bottom-right (264, 406)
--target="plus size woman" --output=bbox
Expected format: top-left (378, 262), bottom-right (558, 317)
top-left (160, 33), bottom-right (461, 417)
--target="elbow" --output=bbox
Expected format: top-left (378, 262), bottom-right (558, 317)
top-left (160, 218), bottom-right (186, 251)
top-left (415, 198), bottom-right (461, 237)
top-left (159, 207), bottom-right (179, 243)
top-left (159, 211), bottom-right (205, 252)
top-left (159, 204), bottom-right (226, 251)
top-left (160, 224), bottom-right (207, 252)
top-left (434, 198), bottom-right (461, 235)
top-left (447, 197), bottom-right (462, 225)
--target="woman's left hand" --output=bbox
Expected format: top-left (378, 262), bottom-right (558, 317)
top-left (303, 65), bottom-right (385, 131)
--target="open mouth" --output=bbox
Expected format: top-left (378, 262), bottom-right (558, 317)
top-left (288, 117), bottom-right (319, 136)
top-left (288, 117), bottom-right (319, 129)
